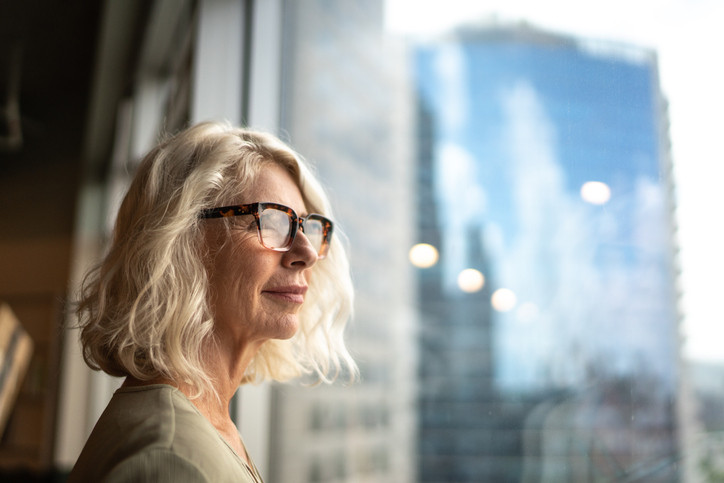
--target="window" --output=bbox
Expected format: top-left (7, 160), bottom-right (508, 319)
top-left (265, 1), bottom-right (722, 482)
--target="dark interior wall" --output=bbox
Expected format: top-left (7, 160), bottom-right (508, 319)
top-left (0, 1), bottom-right (101, 236)
top-left (0, 0), bottom-right (102, 473)
top-left (0, 96), bottom-right (86, 239)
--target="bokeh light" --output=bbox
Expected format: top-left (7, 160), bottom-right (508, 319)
top-left (580, 181), bottom-right (611, 205)
top-left (457, 268), bottom-right (485, 293)
top-left (491, 288), bottom-right (517, 312)
top-left (409, 243), bottom-right (439, 268)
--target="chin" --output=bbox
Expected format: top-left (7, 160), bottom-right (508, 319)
top-left (275, 315), bottom-right (300, 340)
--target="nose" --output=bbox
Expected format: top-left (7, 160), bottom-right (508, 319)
top-left (283, 230), bottom-right (319, 268)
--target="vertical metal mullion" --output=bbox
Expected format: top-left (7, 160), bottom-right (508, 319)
top-left (240, 0), bottom-right (254, 126)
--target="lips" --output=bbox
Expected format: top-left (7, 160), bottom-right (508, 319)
top-left (262, 285), bottom-right (308, 304)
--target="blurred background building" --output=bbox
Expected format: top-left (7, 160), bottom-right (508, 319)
top-left (413, 25), bottom-right (680, 481)
top-left (268, 1), bottom-right (417, 481)
top-left (1, 0), bottom-right (722, 482)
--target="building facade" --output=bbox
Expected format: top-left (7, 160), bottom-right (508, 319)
top-left (269, 1), bottom-right (418, 482)
top-left (413, 25), bottom-right (681, 481)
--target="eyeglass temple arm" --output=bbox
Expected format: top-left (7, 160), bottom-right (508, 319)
top-left (199, 204), bottom-right (255, 219)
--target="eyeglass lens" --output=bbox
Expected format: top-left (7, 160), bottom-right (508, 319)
top-left (301, 218), bottom-right (325, 254)
top-left (259, 208), bottom-right (293, 250)
top-left (258, 207), bottom-right (326, 254)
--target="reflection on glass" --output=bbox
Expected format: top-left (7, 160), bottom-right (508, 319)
top-left (457, 267), bottom-right (485, 292)
top-left (409, 243), bottom-right (439, 268)
top-left (580, 180), bottom-right (612, 205)
top-left (491, 287), bottom-right (517, 312)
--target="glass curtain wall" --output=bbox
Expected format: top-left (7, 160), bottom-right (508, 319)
top-left (412, 30), bottom-right (679, 482)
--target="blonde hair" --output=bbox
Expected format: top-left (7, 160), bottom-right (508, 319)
top-left (76, 121), bottom-right (357, 397)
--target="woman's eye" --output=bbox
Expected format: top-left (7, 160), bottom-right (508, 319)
top-left (228, 218), bottom-right (256, 232)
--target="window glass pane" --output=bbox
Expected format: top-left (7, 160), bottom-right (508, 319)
top-left (271, 1), bottom-right (416, 482)
top-left (270, 1), bottom-right (720, 482)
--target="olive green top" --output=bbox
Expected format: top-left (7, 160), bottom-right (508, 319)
top-left (68, 384), bottom-right (262, 483)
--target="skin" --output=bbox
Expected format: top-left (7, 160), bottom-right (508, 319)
top-left (124, 163), bottom-right (319, 467)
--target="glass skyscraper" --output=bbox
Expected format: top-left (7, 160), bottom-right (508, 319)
top-left (414, 25), bottom-right (680, 481)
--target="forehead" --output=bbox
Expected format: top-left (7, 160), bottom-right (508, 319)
top-left (242, 163), bottom-right (306, 213)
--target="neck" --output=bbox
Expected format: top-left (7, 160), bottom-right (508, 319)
top-left (123, 339), bottom-right (263, 404)
top-left (194, 338), bottom-right (263, 467)
top-left (122, 338), bottom-right (266, 466)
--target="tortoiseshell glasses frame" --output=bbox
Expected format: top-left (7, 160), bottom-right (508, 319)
top-left (199, 202), bottom-right (334, 258)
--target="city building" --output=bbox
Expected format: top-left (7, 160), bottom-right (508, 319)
top-left (269, 1), bottom-right (418, 482)
top-left (413, 24), bottom-right (681, 481)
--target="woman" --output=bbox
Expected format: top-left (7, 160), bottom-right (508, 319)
top-left (68, 122), bottom-right (357, 482)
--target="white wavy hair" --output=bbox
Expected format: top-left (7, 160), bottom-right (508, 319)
top-left (77, 121), bottom-right (357, 397)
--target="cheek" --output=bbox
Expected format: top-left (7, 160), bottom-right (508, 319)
top-left (218, 249), bottom-right (277, 299)
top-left (206, 253), bottom-right (247, 307)
top-left (212, 232), bottom-right (256, 277)
top-left (215, 262), bottom-right (257, 307)
top-left (206, 230), bottom-right (284, 298)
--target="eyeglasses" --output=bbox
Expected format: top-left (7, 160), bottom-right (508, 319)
top-left (199, 202), bottom-right (334, 258)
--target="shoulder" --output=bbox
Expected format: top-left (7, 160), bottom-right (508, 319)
top-left (70, 385), bottom-right (251, 482)
top-left (104, 449), bottom-right (210, 483)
